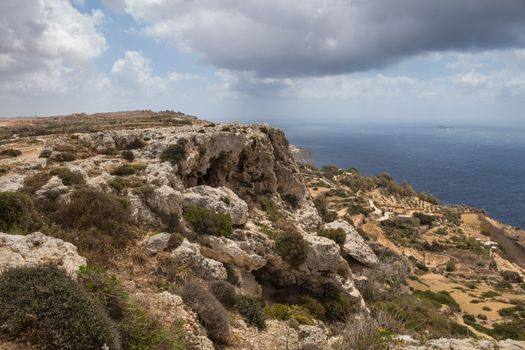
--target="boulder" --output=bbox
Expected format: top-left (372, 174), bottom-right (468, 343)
top-left (146, 185), bottom-right (183, 226)
top-left (298, 324), bottom-right (329, 349)
top-left (0, 232), bottom-right (86, 277)
top-left (402, 338), bottom-right (525, 350)
top-left (136, 291), bottom-right (214, 350)
top-left (0, 175), bottom-right (25, 192)
top-left (35, 175), bottom-right (69, 199)
top-left (170, 239), bottom-right (227, 280)
top-left (140, 232), bottom-right (172, 253)
top-left (198, 235), bottom-right (267, 271)
top-left (145, 162), bottom-right (184, 191)
top-left (182, 185), bottom-right (248, 225)
top-left (323, 219), bottom-right (379, 267)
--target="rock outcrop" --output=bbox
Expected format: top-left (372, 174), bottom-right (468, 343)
top-left (322, 219), bottom-right (379, 267)
top-left (170, 239), bottom-right (227, 280)
top-left (0, 232), bottom-right (86, 277)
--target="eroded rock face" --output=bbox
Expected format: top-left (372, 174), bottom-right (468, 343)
top-left (323, 219), bottom-right (379, 267)
top-left (145, 185), bottom-right (183, 226)
top-left (198, 235), bottom-right (267, 271)
top-left (0, 232), bottom-right (86, 277)
top-left (183, 185), bottom-right (248, 225)
top-left (140, 232), bottom-right (172, 253)
top-left (170, 239), bottom-right (227, 280)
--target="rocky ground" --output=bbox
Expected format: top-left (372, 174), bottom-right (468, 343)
top-left (0, 110), bottom-right (523, 350)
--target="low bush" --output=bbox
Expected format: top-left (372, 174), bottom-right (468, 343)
top-left (317, 227), bottom-right (346, 245)
top-left (0, 148), bottom-right (22, 157)
top-left (50, 167), bottom-right (85, 186)
top-left (299, 295), bottom-right (326, 320)
top-left (313, 196), bottom-right (337, 223)
top-left (501, 271), bottom-right (523, 283)
top-left (264, 303), bottom-right (290, 321)
top-left (376, 294), bottom-right (470, 339)
top-left (52, 151), bottom-right (77, 162)
top-left (322, 288), bottom-right (355, 321)
top-left (347, 203), bottom-right (372, 216)
top-left (21, 171), bottom-right (52, 194)
top-left (0, 266), bottom-right (119, 350)
top-left (275, 230), bottom-right (308, 268)
top-left (180, 281), bottom-right (230, 344)
top-left (446, 260), bottom-right (456, 272)
top-left (336, 310), bottom-right (397, 350)
top-left (283, 193), bottom-right (300, 209)
top-left (53, 188), bottom-right (133, 241)
top-left (209, 280), bottom-right (237, 308)
top-left (415, 290), bottom-right (460, 311)
top-left (121, 150), bottom-right (135, 162)
top-left (112, 164), bottom-right (142, 176)
top-left (0, 192), bottom-right (40, 233)
top-left (481, 290), bottom-right (501, 298)
top-left (495, 281), bottom-right (513, 290)
top-left (289, 305), bottom-right (314, 325)
top-left (160, 140), bottom-right (188, 165)
top-left (184, 206), bottom-right (232, 237)
top-left (79, 266), bottom-right (185, 350)
top-left (235, 295), bottom-right (266, 330)
top-left (463, 313), bottom-right (476, 322)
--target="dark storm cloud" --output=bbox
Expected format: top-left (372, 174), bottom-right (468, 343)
top-left (121, 0), bottom-right (525, 77)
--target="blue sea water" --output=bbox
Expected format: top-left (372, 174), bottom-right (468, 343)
top-left (271, 120), bottom-right (525, 229)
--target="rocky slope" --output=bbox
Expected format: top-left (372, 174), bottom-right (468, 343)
top-left (0, 111), bottom-right (523, 350)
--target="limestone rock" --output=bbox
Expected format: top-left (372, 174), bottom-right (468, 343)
top-left (140, 232), bottom-right (172, 253)
top-left (35, 175), bottom-right (69, 199)
top-left (323, 219), bottom-right (379, 267)
top-left (170, 239), bottom-right (227, 280)
top-left (199, 235), bottom-right (267, 271)
top-left (297, 325), bottom-right (329, 349)
top-left (293, 199), bottom-right (322, 231)
top-left (146, 185), bottom-right (183, 226)
top-left (0, 175), bottom-right (25, 192)
top-left (145, 162), bottom-right (184, 191)
top-left (137, 291), bottom-right (214, 350)
top-left (0, 232), bottom-right (86, 277)
top-left (182, 185), bottom-right (248, 225)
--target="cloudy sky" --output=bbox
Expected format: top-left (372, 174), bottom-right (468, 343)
top-left (1, 0), bottom-right (525, 124)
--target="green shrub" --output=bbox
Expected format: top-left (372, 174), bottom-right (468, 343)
top-left (463, 313), bottom-right (476, 322)
top-left (501, 271), bottom-right (523, 283)
top-left (490, 322), bottom-right (525, 340)
top-left (299, 295), bottom-right (326, 320)
top-left (112, 164), bottom-right (138, 176)
top-left (209, 280), bottom-right (237, 308)
top-left (0, 266), bottom-right (119, 350)
top-left (414, 290), bottom-right (459, 311)
top-left (79, 266), bottom-right (185, 350)
top-left (0, 166), bottom-right (8, 175)
top-left (283, 193), bottom-right (300, 209)
top-left (313, 196), bottom-right (337, 223)
top-left (180, 282), bottom-right (230, 344)
top-left (275, 230), bottom-right (308, 268)
top-left (21, 171), bottom-right (52, 194)
top-left (317, 227), bottom-right (346, 245)
top-left (257, 196), bottom-right (282, 222)
top-left (481, 291), bottom-right (501, 298)
top-left (347, 204), bottom-right (372, 216)
top-left (289, 305), bottom-right (314, 325)
top-left (322, 288), bottom-right (354, 321)
top-left (184, 206), bottom-right (232, 237)
top-left (495, 281), bottom-right (513, 290)
top-left (53, 188), bottom-right (133, 239)
top-left (235, 295), bottom-right (266, 330)
top-left (0, 149), bottom-right (22, 157)
top-left (50, 167), bottom-right (85, 186)
top-left (121, 150), bottom-right (135, 162)
top-left (264, 303), bottom-right (290, 321)
top-left (52, 151), bottom-right (77, 162)
top-left (0, 192), bottom-right (40, 233)
top-left (160, 141), bottom-right (188, 165)
top-left (446, 260), bottom-right (456, 272)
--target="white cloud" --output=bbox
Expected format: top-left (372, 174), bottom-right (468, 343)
top-left (111, 51), bottom-right (168, 95)
top-left (168, 71), bottom-right (200, 82)
top-left (0, 0), bottom-right (107, 95)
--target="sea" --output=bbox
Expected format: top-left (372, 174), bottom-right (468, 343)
top-left (255, 119), bottom-right (525, 229)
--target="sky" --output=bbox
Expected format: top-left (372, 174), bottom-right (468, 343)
top-left (1, 0), bottom-right (525, 125)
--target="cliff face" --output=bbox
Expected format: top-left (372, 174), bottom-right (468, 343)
top-left (1, 112), bottom-right (524, 350)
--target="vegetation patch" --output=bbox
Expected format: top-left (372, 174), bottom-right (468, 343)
top-left (235, 295), bottom-right (266, 330)
top-left (160, 140), bottom-right (188, 165)
top-left (275, 230), bottom-right (308, 268)
top-left (317, 227), bottom-right (346, 245)
top-left (0, 191), bottom-right (40, 233)
top-left (180, 281), bottom-right (230, 344)
top-left (80, 266), bottom-right (185, 349)
top-left (50, 167), bottom-right (85, 186)
top-left (184, 206), bottom-right (233, 237)
top-left (0, 266), bottom-right (119, 350)
top-left (0, 148), bottom-right (22, 158)
top-left (209, 280), bottom-right (237, 308)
